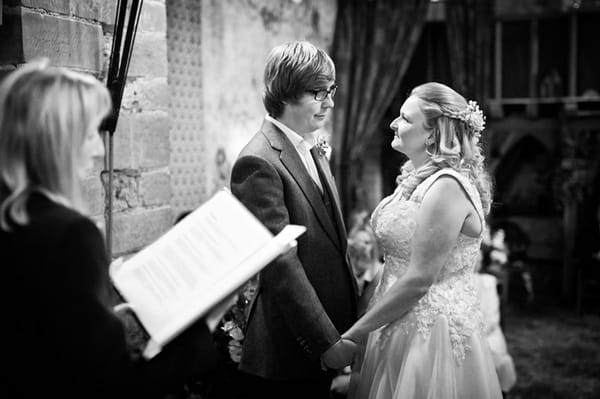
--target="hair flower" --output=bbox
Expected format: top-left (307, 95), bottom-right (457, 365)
top-left (316, 136), bottom-right (332, 160)
top-left (462, 100), bottom-right (486, 133)
top-left (445, 100), bottom-right (486, 134)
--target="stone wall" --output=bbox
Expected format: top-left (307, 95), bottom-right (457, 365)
top-left (0, 0), bottom-right (338, 257)
top-left (0, 0), bottom-right (172, 257)
top-left (110, 0), bottom-right (172, 256)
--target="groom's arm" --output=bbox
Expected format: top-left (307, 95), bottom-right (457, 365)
top-left (231, 154), bottom-right (341, 360)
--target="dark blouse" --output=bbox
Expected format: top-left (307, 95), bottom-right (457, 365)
top-left (1, 193), bottom-right (216, 398)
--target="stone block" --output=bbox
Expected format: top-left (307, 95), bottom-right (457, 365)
top-left (3, 8), bottom-right (104, 71)
top-left (70, 0), bottom-right (117, 26)
top-left (138, 0), bottom-right (166, 33)
top-left (0, 8), bottom-right (25, 63)
top-left (122, 77), bottom-right (169, 112)
top-left (111, 112), bottom-right (134, 169)
top-left (132, 110), bottom-right (170, 168)
top-left (113, 168), bottom-right (141, 210)
top-left (16, 0), bottom-right (70, 14)
top-left (111, 206), bottom-right (172, 254)
top-left (139, 169), bottom-right (171, 206)
top-left (128, 31), bottom-right (167, 77)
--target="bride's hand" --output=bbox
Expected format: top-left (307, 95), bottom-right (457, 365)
top-left (321, 338), bottom-right (358, 369)
top-left (342, 329), bottom-right (367, 345)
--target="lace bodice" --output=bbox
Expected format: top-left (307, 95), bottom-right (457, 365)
top-left (369, 168), bottom-right (485, 362)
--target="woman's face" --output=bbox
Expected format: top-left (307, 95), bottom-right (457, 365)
top-left (389, 96), bottom-right (429, 158)
top-left (78, 117), bottom-right (105, 178)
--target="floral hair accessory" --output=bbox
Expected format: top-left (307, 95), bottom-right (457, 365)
top-left (316, 135), bottom-right (332, 160)
top-left (446, 100), bottom-right (486, 133)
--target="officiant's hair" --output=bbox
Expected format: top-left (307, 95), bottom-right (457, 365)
top-left (263, 41), bottom-right (335, 118)
top-left (0, 59), bottom-right (111, 231)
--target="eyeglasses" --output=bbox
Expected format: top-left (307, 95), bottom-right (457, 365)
top-left (307, 85), bottom-right (338, 101)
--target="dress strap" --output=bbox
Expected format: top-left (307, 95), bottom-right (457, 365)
top-left (410, 168), bottom-right (485, 228)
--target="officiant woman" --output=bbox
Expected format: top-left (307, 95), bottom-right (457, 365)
top-left (0, 60), bottom-right (230, 399)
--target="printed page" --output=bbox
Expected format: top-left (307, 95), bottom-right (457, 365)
top-left (109, 189), bottom-right (305, 358)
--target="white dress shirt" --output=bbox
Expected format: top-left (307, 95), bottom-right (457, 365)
top-left (266, 115), bottom-right (323, 193)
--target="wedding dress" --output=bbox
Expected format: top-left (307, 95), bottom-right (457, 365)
top-left (349, 168), bottom-right (503, 399)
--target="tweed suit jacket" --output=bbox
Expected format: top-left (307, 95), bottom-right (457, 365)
top-left (230, 119), bottom-right (358, 380)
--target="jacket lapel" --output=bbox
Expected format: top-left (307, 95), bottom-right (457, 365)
top-left (261, 121), bottom-right (342, 251)
top-left (311, 148), bottom-right (348, 252)
top-left (311, 148), bottom-right (358, 297)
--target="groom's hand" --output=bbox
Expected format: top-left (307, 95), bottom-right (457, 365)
top-left (320, 338), bottom-right (357, 370)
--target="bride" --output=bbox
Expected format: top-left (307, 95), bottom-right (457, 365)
top-left (342, 82), bottom-right (503, 399)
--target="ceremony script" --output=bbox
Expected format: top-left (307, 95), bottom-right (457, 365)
top-left (110, 189), bottom-right (306, 359)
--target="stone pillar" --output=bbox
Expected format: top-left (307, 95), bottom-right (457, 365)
top-left (110, 0), bottom-right (172, 256)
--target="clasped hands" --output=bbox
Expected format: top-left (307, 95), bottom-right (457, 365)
top-left (320, 337), bottom-right (358, 370)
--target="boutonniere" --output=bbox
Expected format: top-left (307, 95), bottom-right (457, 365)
top-left (316, 136), bottom-right (332, 160)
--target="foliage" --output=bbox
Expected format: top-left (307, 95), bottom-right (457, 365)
top-left (183, 278), bottom-right (258, 399)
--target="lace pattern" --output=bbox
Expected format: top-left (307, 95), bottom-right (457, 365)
top-left (369, 168), bottom-right (485, 363)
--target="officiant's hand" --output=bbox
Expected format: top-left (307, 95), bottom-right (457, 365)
top-left (320, 338), bottom-right (357, 369)
top-left (205, 293), bottom-right (238, 332)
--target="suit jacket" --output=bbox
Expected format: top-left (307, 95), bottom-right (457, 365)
top-left (230, 119), bottom-right (358, 380)
top-left (1, 193), bottom-right (217, 398)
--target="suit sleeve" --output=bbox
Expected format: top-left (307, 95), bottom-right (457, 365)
top-left (231, 154), bottom-right (340, 359)
top-left (40, 217), bottom-right (217, 398)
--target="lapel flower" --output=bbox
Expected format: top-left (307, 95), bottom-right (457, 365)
top-left (316, 136), bottom-right (332, 160)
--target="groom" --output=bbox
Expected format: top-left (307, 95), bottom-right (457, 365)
top-left (230, 41), bottom-right (358, 399)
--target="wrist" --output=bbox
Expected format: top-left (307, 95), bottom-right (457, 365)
top-left (325, 337), bottom-right (343, 354)
top-left (343, 327), bottom-right (367, 344)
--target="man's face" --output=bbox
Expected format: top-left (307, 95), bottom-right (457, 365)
top-left (283, 80), bottom-right (335, 134)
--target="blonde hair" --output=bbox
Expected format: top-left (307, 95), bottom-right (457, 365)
top-left (0, 59), bottom-right (111, 230)
top-left (396, 82), bottom-right (492, 214)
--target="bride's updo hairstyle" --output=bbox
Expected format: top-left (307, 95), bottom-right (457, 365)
top-left (396, 82), bottom-right (492, 214)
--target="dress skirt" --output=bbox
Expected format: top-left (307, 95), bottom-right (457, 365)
top-left (348, 314), bottom-right (503, 399)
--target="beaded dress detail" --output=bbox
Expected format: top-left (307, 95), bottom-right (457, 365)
top-left (349, 168), bottom-right (502, 399)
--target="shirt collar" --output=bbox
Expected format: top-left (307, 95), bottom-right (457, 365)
top-left (266, 115), bottom-right (318, 150)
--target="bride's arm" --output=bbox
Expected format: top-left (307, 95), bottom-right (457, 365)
top-left (343, 177), bottom-right (472, 343)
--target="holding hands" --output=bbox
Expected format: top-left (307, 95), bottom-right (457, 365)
top-left (320, 337), bottom-right (358, 370)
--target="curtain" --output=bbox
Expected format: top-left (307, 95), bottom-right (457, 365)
top-left (445, 0), bottom-right (494, 101)
top-left (331, 0), bottom-right (428, 217)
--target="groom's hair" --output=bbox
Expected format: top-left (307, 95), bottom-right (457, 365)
top-left (263, 41), bottom-right (335, 118)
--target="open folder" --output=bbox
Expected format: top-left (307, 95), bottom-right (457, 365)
top-left (109, 189), bottom-right (306, 359)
